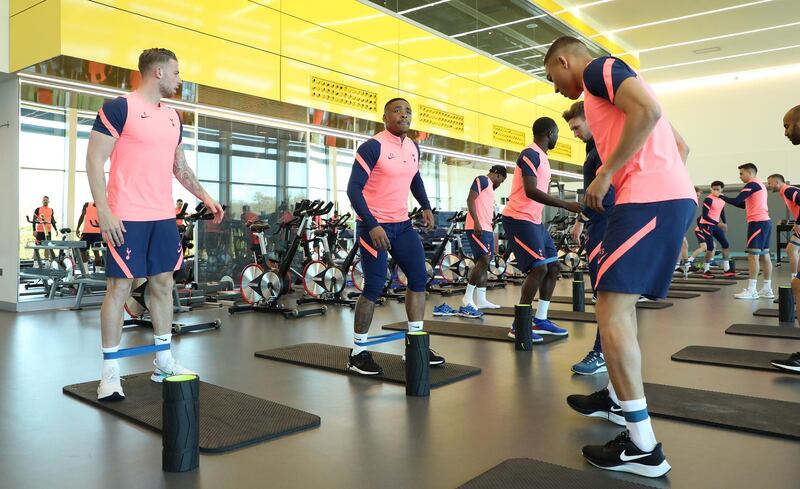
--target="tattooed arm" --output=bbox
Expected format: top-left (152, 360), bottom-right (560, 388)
top-left (174, 145), bottom-right (225, 223)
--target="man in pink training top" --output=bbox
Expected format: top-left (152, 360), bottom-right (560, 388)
top-left (766, 174), bottom-right (800, 278)
top-left (772, 105), bottom-right (800, 373)
top-left (720, 163), bottom-right (773, 299)
top-left (461, 165), bottom-right (507, 312)
top-left (87, 48), bottom-right (224, 401)
top-left (545, 37), bottom-right (696, 478)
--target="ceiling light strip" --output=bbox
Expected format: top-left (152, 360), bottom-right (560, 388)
top-left (398, 0), bottom-right (451, 15)
top-left (640, 43), bottom-right (800, 72)
top-left (452, 15), bottom-right (547, 38)
top-left (590, 0), bottom-right (773, 38)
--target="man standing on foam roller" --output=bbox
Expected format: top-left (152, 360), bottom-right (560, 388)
top-left (773, 104), bottom-right (800, 372)
top-left (563, 100), bottom-right (614, 375)
top-left (720, 163), bottom-right (773, 299)
top-left (87, 48), bottom-right (224, 401)
top-left (346, 98), bottom-right (444, 376)
top-left (545, 36), bottom-right (696, 478)
top-left (501, 117), bottom-right (582, 342)
top-left (461, 165), bottom-right (507, 312)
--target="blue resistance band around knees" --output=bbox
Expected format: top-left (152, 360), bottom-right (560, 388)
top-left (103, 343), bottom-right (170, 360)
top-left (354, 331), bottom-right (409, 347)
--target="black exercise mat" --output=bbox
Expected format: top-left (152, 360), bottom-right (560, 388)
top-left (671, 345), bottom-right (794, 372)
top-left (254, 343), bottom-right (480, 387)
top-left (63, 373), bottom-right (320, 452)
top-left (458, 458), bottom-right (656, 489)
top-left (550, 296), bottom-right (672, 309)
top-left (754, 308), bottom-right (779, 318)
top-left (726, 323), bottom-right (800, 339)
top-left (382, 321), bottom-right (566, 345)
top-left (587, 290), bottom-right (699, 299)
top-left (668, 284), bottom-right (721, 292)
top-left (677, 272), bottom-right (748, 280)
top-left (482, 307), bottom-right (596, 323)
top-left (645, 383), bottom-right (800, 441)
top-left (672, 278), bottom-right (736, 286)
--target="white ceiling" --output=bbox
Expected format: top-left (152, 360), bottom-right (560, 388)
top-left (551, 0), bottom-right (800, 82)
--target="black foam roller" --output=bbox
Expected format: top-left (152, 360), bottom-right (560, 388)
top-left (162, 374), bottom-right (200, 472)
top-left (405, 332), bottom-right (430, 397)
top-left (514, 304), bottom-right (533, 351)
top-left (572, 271), bottom-right (585, 313)
top-left (779, 286), bottom-right (795, 323)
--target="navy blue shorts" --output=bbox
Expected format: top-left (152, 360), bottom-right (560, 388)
top-left (595, 199), bottom-right (696, 299)
top-left (106, 219), bottom-right (182, 279)
top-left (710, 226), bottom-right (729, 251)
top-left (502, 216), bottom-right (557, 273)
top-left (357, 220), bottom-right (427, 302)
top-left (82, 233), bottom-right (103, 248)
top-left (468, 230), bottom-right (493, 260)
top-left (746, 220), bottom-right (771, 252)
top-left (694, 224), bottom-right (715, 250)
top-left (586, 217), bottom-right (608, 289)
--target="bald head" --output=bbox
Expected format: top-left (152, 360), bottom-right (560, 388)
top-left (543, 36), bottom-right (593, 100)
top-left (785, 104), bottom-right (800, 145)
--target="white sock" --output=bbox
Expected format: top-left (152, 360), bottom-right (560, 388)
top-left (475, 287), bottom-right (488, 303)
top-left (154, 334), bottom-right (173, 365)
top-left (606, 380), bottom-right (620, 405)
top-left (535, 300), bottom-right (550, 320)
top-left (408, 321), bottom-right (423, 332)
top-left (102, 345), bottom-right (120, 371)
top-left (703, 262), bottom-right (710, 272)
top-left (747, 279), bottom-right (757, 292)
top-left (353, 332), bottom-right (369, 355)
top-left (723, 260), bottom-right (730, 272)
top-left (463, 284), bottom-right (476, 305)
top-left (762, 280), bottom-right (771, 290)
top-left (687, 257), bottom-right (694, 263)
top-left (620, 397), bottom-right (657, 452)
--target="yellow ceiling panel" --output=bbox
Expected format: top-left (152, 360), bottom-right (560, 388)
top-left (282, 14), bottom-right (399, 88)
top-left (9, 0), bottom-right (60, 72)
top-left (92, 0), bottom-right (281, 54)
top-left (398, 91), bottom-right (478, 142)
top-left (282, 0), bottom-right (399, 52)
top-left (61, 0), bottom-right (281, 100)
top-left (398, 21), bottom-right (480, 82)
top-left (399, 55), bottom-right (480, 107)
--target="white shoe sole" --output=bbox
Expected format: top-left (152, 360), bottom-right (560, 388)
top-left (347, 364), bottom-right (382, 375)
top-left (571, 365), bottom-right (608, 375)
top-left (734, 295), bottom-right (759, 300)
top-left (583, 410), bottom-right (626, 426)
top-left (97, 383), bottom-right (125, 401)
top-left (533, 329), bottom-right (569, 336)
top-left (771, 361), bottom-right (800, 372)
top-left (585, 458), bottom-right (672, 478)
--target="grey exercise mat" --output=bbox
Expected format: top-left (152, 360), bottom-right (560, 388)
top-left (671, 345), bottom-right (793, 372)
top-left (382, 321), bottom-right (566, 345)
top-left (63, 373), bottom-right (320, 452)
top-left (254, 343), bottom-right (481, 387)
top-left (678, 272), bottom-right (748, 280)
top-left (550, 296), bottom-right (672, 309)
top-left (587, 290), bottom-right (699, 299)
top-left (672, 278), bottom-right (736, 286)
top-left (482, 307), bottom-right (596, 323)
top-left (645, 383), bottom-right (800, 440)
top-left (458, 458), bottom-right (656, 489)
top-left (668, 284), bottom-right (721, 292)
top-left (726, 323), bottom-right (800, 339)
top-left (754, 308), bottom-right (779, 318)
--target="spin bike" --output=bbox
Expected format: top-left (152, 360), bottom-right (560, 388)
top-left (298, 212), bottom-right (358, 308)
top-left (230, 199), bottom-right (331, 318)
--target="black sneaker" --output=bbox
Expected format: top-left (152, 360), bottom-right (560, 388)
top-left (771, 352), bottom-right (800, 372)
top-left (583, 431), bottom-right (671, 478)
top-left (429, 349), bottom-right (446, 366)
top-left (566, 388), bottom-right (625, 426)
top-left (347, 350), bottom-right (383, 375)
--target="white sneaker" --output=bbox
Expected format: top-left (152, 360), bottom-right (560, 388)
top-left (475, 300), bottom-right (501, 309)
top-left (758, 288), bottom-right (775, 299)
top-left (734, 289), bottom-right (759, 300)
top-left (97, 364), bottom-right (125, 401)
top-left (150, 358), bottom-right (197, 383)
top-left (637, 296), bottom-right (651, 302)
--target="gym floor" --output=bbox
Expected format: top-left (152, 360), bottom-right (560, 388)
top-left (2, 266), bottom-right (799, 489)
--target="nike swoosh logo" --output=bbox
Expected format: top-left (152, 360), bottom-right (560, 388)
top-left (140, 114), bottom-right (150, 118)
top-left (620, 450), bottom-right (650, 462)
top-left (610, 406), bottom-right (622, 413)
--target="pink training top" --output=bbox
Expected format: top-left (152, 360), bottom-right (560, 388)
top-left (744, 179), bottom-right (770, 222)
top-left (699, 194), bottom-right (726, 226)
top-left (502, 143), bottom-right (550, 224)
top-left (779, 184), bottom-right (800, 220)
top-left (466, 175), bottom-right (495, 231)
top-left (92, 91), bottom-right (182, 221)
top-left (349, 130), bottom-right (429, 227)
top-left (582, 57), bottom-right (696, 205)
